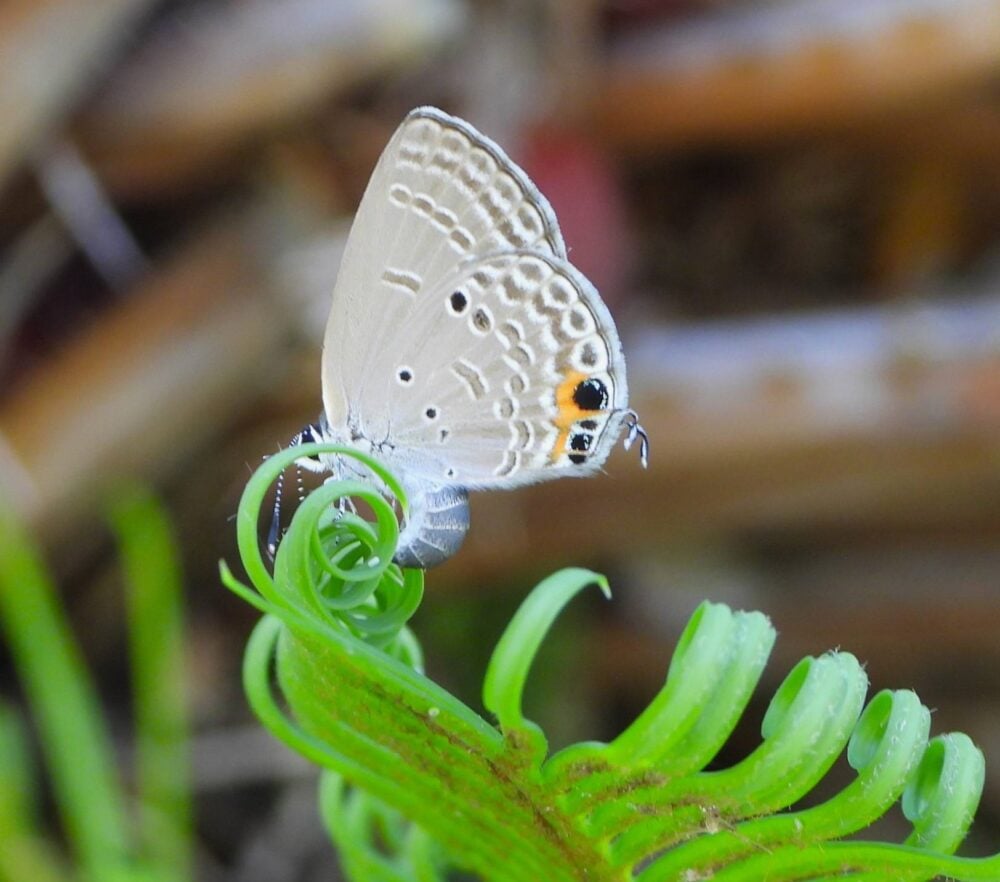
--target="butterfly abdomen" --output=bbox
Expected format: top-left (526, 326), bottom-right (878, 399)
top-left (394, 484), bottom-right (470, 569)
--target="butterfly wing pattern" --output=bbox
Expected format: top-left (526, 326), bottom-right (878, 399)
top-left (317, 107), bottom-right (642, 567)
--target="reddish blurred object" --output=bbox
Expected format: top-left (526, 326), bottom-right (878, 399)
top-left (520, 122), bottom-right (633, 307)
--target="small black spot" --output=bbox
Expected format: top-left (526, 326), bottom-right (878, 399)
top-left (425, 407), bottom-right (438, 420)
top-left (580, 419), bottom-right (598, 431)
top-left (579, 342), bottom-right (599, 368)
top-left (570, 433), bottom-right (593, 452)
top-left (446, 467), bottom-right (456, 478)
top-left (569, 453), bottom-right (587, 465)
top-left (398, 368), bottom-right (413, 383)
top-left (472, 307), bottom-right (492, 332)
top-left (573, 378), bottom-right (608, 411)
top-left (449, 290), bottom-right (468, 313)
top-left (439, 428), bottom-right (450, 443)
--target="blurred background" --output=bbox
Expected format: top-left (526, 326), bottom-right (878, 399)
top-left (2, 0), bottom-right (1000, 877)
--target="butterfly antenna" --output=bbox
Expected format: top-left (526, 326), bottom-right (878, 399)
top-left (622, 409), bottom-right (650, 469)
top-left (295, 458), bottom-right (307, 503)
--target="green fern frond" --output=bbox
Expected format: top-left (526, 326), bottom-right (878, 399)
top-left (223, 444), bottom-right (998, 881)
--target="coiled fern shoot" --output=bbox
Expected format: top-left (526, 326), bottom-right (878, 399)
top-left (222, 443), bottom-right (998, 881)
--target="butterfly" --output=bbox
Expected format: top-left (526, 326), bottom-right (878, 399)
top-left (277, 107), bottom-right (647, 568)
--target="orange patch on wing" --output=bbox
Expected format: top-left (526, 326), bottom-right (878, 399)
top-left (550, 370), bottom-right (593, 463)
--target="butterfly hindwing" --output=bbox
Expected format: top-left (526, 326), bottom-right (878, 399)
top-left (369, 251), bottom-right (629, 489)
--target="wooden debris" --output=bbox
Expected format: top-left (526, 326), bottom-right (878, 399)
top-left (0, 0), bottom-right (157, 186)
top-left (592, 0), bottom-right (1000, 148)
top-left (0, 221), bottom-right (285, 541)
top-left (77, 0), bottom-right (466, 195)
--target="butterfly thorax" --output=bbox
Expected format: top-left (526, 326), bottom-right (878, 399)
top-left (294, 417), bottom-right (469, 569)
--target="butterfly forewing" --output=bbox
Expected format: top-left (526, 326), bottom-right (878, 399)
top-left (323, 108), bottom-right (568, 427)
top-left (387, 108), bottom-right (567, 260)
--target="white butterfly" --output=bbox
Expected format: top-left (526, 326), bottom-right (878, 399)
top-left (287, 107), bottom-right (646, 568)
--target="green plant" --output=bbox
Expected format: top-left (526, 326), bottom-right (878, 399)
top-left (222, 442), bottom-right (1000, 881)
top-left (0, 488), bottom-right (192, 882)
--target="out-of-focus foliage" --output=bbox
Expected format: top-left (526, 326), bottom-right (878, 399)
top-left (0, 489), bottom-right (191, 882)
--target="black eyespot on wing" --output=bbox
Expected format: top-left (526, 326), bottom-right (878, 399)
top-left (579, 419), bottom-right (598, 431)
top-left (425, 407), bottom-right (438, 420)
top-left (568, 453), bottom-right (587, 465)
top-left (398, 367), bottom-right (413, 384)
top-left (449, 290), bottom-right (468, 313)
top-left (570, 432), bottom-right (592, 452)
top-left (573, 378), bottom-right (608, 411)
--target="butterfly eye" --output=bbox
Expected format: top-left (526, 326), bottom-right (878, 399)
top-left (296, 424), bottom-right (323, 461)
